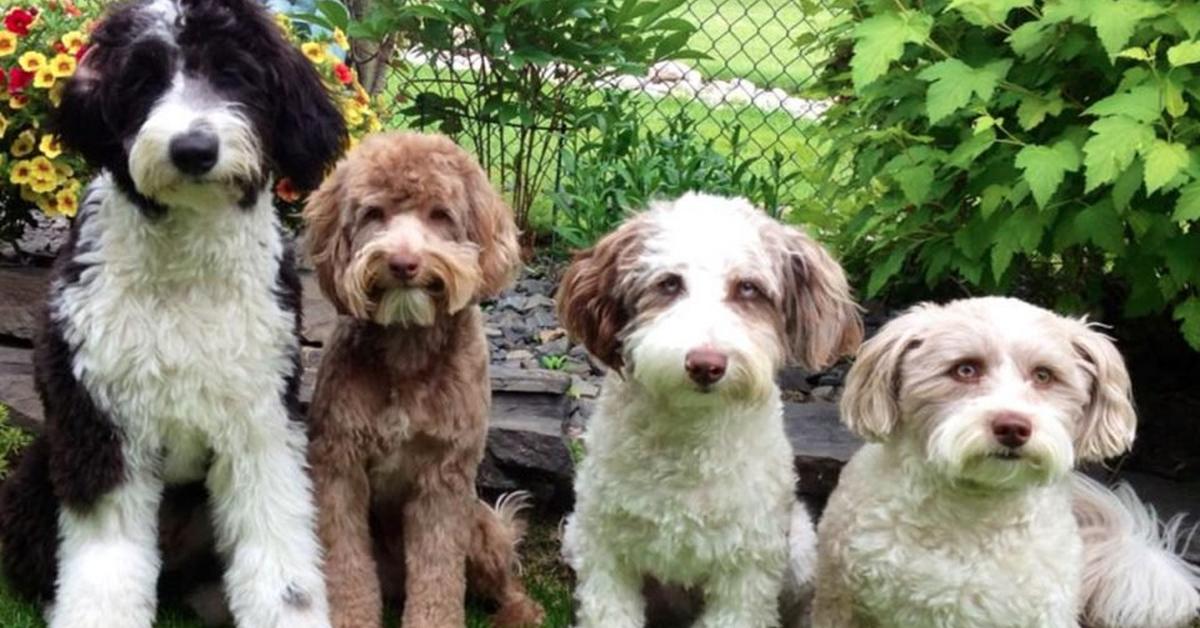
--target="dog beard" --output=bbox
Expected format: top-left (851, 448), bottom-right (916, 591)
top-left (374, 289), bottom-right (437, 327)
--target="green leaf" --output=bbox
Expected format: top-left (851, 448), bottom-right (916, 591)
top-left (851, 11), bottom-right (934, 90)
top-left (1112, 159), bottom-right (1142, 211)
top-left (918, 58), bottom-right (1012, 124)
top-left (1016, 92), bottom-right (1065, 130)
top-left (1173, 297), bottom-right (1200, 349)
top-left (947, 0), bottom-right (1033, 26)
top-left (980, 184), bottom-right (1008, 218)
top-left (1144, 140), bottom-right (1190, 194)
top-left (1015, 141), bottom-right (1082, 208)
top-left (1058, 201), bottom-right (1126, 253)
top-left (1083, 85), bottom-right (1162, 123)
top-left (1043, 0), bottom-right (1093, 23)
top-left (315, 0), bottom-right (350, 30)
top-left (1168, 40), bottom-right (1200, 66)
top-left (1117, 46), bottom-right (1151, 61)
top-left (1008, 21), bottom-right (1054, 58)
top-left (1090, 0), bottom-right (1166, 59)
top-left (868, 245), bottom-right (913, 297)
top-left (1179, 4), bottom-right (1200, 38)
top-left (895, 164), bottom-right (935, 204)
top-left (948, 129), bottom-right (996, 168)
top-left (1172, 180), bottom-right (1200, 221)
top-left (1082, 116), bottom-right (1157, 191)
top-left (1164, 79), bottom-right (1189, 117)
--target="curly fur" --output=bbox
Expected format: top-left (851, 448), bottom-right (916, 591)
top-left (303, 132), bottom-right (541, 628)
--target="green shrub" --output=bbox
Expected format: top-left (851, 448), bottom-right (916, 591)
top-left (811, 0), bottom-right (1200, 347)
top-left (0, 405), bottom-right (31, 479)
top-left (552, 92), bottom-right (806, 251)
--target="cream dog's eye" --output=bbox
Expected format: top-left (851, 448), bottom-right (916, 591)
top-left (950, 360), bottom-right (983, 382)
top-left (1032, 366), bottom-right (1054, 385)
top-left (736, 280), bottom-right (763, 300)
top-left (658, 274), bottom-right (683, 296)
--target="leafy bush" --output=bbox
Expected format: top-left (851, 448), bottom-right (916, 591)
top-left (0, 3), bottom-right (91, 242)
top-left (354, 0), bottom-right (702, 232)
top-left (0, 405), bottom-right (31, 480)
top-left (552, 92), bottom-right (805, 251)
top-left (811, 0), bottom-right (1200, 347)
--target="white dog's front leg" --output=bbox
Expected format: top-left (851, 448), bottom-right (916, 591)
top-left (50, 470), bottom-right (164, 628)
top-left (207, 417), bottom-right (330, 628)
top-left (571, 546), bottom-right (645, 628)
top-left (697, 564), bottom-right (784, 628)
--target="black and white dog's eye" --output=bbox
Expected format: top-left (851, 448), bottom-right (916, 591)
top-left (736, 280), bottom-right (763, 300)
top-left (657, 274), bottom-right (683, 296)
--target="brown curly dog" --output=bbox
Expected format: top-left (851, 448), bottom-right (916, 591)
top-left (304, 132), bottom-right (544, 628)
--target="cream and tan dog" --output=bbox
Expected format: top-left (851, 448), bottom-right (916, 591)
top-left (814, 297), bottom-right (1199, 628)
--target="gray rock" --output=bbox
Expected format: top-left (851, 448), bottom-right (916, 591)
top-left (0, 267), bottom-right (48, 343)
top-left (491, 366), bottom-right (571, 395)
top-left (539, 337), bottom-right (570, 357)
top-left (504, 349), bottom-right (534, 362)
top-left (569, 376), bottom-right (601, 399)
top-left (811, 385), bottom-right (840, 402)
top-left (777, 366), bottom-right (813, 393)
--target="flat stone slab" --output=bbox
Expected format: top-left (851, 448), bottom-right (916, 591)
top-left (490, 366), bottom-right (571, 395)
top-left (0, 267), bottom-right (47, 343)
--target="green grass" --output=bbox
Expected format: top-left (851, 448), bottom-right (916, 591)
top-left (679, 0), bottom-right (837, 93)
top-left (0, 518), bottom-right (574, 628)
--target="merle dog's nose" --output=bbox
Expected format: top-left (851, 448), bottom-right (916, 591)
top-left (685, 348), bottom-right (728, 387)
top-left (169, 130), bottom-right (220, 175)
top-left (991, 412), bottom-right (1033, 448)
top-left (388, 253), bottom-right (421, 281)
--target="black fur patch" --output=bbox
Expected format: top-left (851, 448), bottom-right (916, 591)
top-left (273, 239), bottom-right (305, 425)
top-left (0, 438), bottom-right (63, 603)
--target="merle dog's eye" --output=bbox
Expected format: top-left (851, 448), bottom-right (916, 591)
top-left (735, 280), bottom-right (764, 300)
top-left (657, 274), bottom-right (683, 296)
top-left (1032, 366), bottom-right (1055, 386)
top-left (361, 205), bottom-right (384, 223)
top-left (429, 207), bottom-right (454, 225)
top-left (950, 360), bottom-right (984, 383)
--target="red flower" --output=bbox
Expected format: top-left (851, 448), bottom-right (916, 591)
top-left (0, 69), bottom-right (6, 91)
top-left (275, 178), bottom-right (301, 203)
top-left (333, 62), bottom-right (353, 85)
top-left (8, 66), bottom-right (33, 94)
top-left (4, 8), bottom-right (34, 36)
top-left (75, 43), bottom-right (89, 61)
top-left (65, 3), bottom-right (81, 17)
top-left (53, 41), bottom-right (66, 54)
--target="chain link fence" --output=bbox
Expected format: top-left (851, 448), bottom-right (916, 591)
top-left (377, 0), bottom-right (845, 237)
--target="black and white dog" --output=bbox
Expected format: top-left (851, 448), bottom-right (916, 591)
top-left (0, 1), bottom-right (345, 627)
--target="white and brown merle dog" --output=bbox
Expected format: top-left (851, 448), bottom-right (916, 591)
top-left (0, 1), bottom-right (345, 628)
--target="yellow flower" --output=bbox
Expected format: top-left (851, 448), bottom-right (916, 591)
top-left (367, 115), bottom-right (382, 133)
top-left (11, 130), bottom-right (35, 157)
top-left (54, 187), bottom-right (79, 217)
top-left (19, 51), bottom-right (47, 73)
top-left (36, 193), bottom-right (60, 216)
top-left (274, 13), bottom-right (293, 35)
top-left (8, 95), bottom-right (28, 110)
top-left (8, 159), bottom-right (33, 185)
top-left (30, 175), bottom-right (58, 194)
top-left (0, 114), bottom-right (7, 139)
top-left (301, 42), bottom-right (328, 64)
top-left (61, 31), bottom-right (86, 55)
top-left (50, 54), bottom-right (76, 78)
top-left (333, 28), bottom-right (350, 50)
top-left (0, 32), bottom-right (16, 57)
top-left (19, 185), bottom-right (39, 203)
top-left (49, 82), bottom-right (65, 107)
top-left (55, 162), bottom-right (74, 180)
top-left (39, 135), bottom-right (62, 159)
top-left (29, 155), bottom-right (56, 180)
top-left (34, 68), bottom-right (56, 89)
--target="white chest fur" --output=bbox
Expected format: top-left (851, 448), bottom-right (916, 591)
top-left (52, 179), bottom-right (296, 476)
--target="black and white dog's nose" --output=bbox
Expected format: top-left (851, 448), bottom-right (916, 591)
top-left (169, 130), bottom-right (220, 175)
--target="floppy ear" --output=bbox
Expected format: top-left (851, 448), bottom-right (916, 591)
top-left (780, 227), bottom-right (863, 370)
top-left (462, 158), bottom-right (521, 298)
top-left (555, 218), bottom-right (649, 372)
top-left (266, 27), bottom-right (346, 191)
top-left (839, 310), bottom-right (924, 441)
top-left (1070, 322), bottom-right (1136, 461)
top-left (303, 163), bottom-right (351, 313)
top-left (54, 47), bottom-right (113, 168)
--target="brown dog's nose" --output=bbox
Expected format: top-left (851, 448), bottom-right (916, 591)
top-left (991, 412), bottom-right (1033, 448)
top-left (388, 254), bottom-right (421, 281)
top-left (685, 348), bottom-right (728, 387)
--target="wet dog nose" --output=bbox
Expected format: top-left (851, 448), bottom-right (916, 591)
top-left (685, 348), bottom-right (728, 387)
top-left (169, 130), bottom-right (220, 176)
top-left (991, 412), bottom-right (1033, 448)
top-left (388, 254), bottom-right (421, 281)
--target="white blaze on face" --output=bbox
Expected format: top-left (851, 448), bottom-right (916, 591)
top-left (624, 194), bottom-right (784, 402)
top-left (128, 72), bottom-right (262, 209)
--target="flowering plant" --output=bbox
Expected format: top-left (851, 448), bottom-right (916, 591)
top-left (1, 2), bottom-right (90, 227)
top-left (272, 12), bottom-right (382, 213)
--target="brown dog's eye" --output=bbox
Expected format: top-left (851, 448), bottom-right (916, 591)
top-left (950, 360), bottom-right (983, 383)
top-left (735, 280), bottom-right (764, 301)
top-left (1032, 366), bottom-right (1055, 386)
top-left (361, 205), bottom-right (384, 223)
top-left (657, 274), bottom-right (684, 296)
top-left (429, 207), bottom-right (454, 225)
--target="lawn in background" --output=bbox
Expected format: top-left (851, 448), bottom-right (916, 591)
top-left (679, 0), bottom-right (837, 93)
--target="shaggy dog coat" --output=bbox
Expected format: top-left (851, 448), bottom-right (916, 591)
top-left (557, 194), bottom-right (862, 628)
top-left (0, 1), bottom-right (346, 627)
top-left (304, 132), bottom-right (543, 628)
